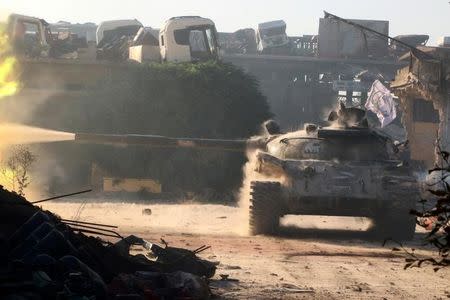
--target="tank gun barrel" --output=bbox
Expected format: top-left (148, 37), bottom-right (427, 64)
top-left (74, 133), bottom-right (255, 152)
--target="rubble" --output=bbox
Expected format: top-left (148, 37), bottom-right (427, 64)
top-left (0, 187), bottom-right (217, 299)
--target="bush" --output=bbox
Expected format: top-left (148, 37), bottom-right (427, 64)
top-left (386, 147), bottom-right (450, 270)
top-left (30, 61), bottom-right (271, 202)
top-left (410, 148), bottom-right (450, 269)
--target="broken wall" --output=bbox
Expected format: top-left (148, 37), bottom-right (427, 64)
top-left (393, 47), bottom-right (450, 167)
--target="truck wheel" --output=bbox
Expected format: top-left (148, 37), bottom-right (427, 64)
top-left (249, 181), bottom-right (282, 235)
top-left (372, 209), bottom-right (416, 241)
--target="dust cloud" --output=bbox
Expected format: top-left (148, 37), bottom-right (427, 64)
top-left (235, 149), bottom-right (286, 235)
top-left (0, 123), bottom-right (74, 145)
top-left (0, 123), bottom-right (75, 199)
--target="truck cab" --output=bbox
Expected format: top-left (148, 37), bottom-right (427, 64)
top-left (256, 20), bottom-right (289, 54)
top-left (159, 16), bottom-right (219, 62)
top-left (96, 19), bottom-right (142, 47)
top-left (7, 14), bottom-right (51, 58)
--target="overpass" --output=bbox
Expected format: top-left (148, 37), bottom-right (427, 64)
top-left (11, 54), bottom-right (407, 129)
top-left (223, 53), bottom-right (407, 129)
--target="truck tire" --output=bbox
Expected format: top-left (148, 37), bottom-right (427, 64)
top-left (372, 208), bottom-right (417, 241)
top-left (249, 181), bottom-right (282, 235)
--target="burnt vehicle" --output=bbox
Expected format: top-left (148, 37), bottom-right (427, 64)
top-left (75, 104), bottom-right (418, 240)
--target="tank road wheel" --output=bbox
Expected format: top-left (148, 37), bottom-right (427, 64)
top-left (372, 207), bottom-right (417, 241)
top-left (372, 186), bottom-right (419, 241)
top-left (249, 181), bottom-right (282, 235)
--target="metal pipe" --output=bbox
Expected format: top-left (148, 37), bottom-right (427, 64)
top-left (64, 223), bottom-right (124, 239)
top-left (60, 219), bottom-right (118, 229)
top-left (193, 245), bottom-right (207, 253)
top-left (70, 228), bottom-right (122, 239)
top-left (194, 245), bottom-right (211, 254)
top-left (31, 189), bottom-right (92, 204)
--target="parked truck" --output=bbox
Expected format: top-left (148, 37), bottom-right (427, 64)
top-left (7, 13), bottom-right (220, 63)
top-left (159, 16), bottom-right (219, 62)
top-left (7, 14), bottom-right (52, 58)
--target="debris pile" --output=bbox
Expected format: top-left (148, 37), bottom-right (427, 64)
top-left (0, 187), bottom-right (217, 299)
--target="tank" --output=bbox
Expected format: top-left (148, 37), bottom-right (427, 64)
top-left (75, 104), bottom-right (418, 240)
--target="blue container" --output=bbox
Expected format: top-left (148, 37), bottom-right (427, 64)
top-left (9, 211), bottom-right (51, 247)
top-left (9, 222), bottom-right (54, 259)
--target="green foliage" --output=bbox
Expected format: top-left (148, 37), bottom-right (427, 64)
top-left (32, 61), bottom-right (271, 201)
top-left (410, 148), bottom-right (450, 269)
top-left (386, 147), bottom-right (450, 270)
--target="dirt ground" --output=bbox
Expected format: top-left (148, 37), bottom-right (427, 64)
top-left (41, 200), bottom-right (450, 299)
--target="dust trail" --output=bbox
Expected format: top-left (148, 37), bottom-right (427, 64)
top-left (235, 150), bottom-right (258, 235)
top-left (235, 149), bottom-right (286, 236)
top-left (234, 125), bottom-right (317, 235)
top-left (0, 123), bottom-right (74, 145)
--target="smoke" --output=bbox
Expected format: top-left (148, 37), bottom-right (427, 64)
top-left (0, 92), bottom-right (75, 198)
top-left (0, 17), bottom-right (77, 198)
top-left (0, 123), bottom-right (74, 145)
top-left (0, 10), bottom-right (11, 23)
top-left (0, 123), bottom-right (75, 199)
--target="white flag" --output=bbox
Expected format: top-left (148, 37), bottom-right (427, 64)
top-left (365, 80), bottom-right (397, 128)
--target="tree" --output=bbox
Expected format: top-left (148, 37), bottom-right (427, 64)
top-left (1, 145), bottom-right (36, 196)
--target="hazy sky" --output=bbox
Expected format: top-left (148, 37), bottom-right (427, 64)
top-left (2, 0), bottom-right (449, 45)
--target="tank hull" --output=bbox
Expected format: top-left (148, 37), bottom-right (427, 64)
top-left (250, 152), bottom-right (419, 239)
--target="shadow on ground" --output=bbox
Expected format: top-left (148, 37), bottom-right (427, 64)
top-left (277, 225), bottom-right (431, 249)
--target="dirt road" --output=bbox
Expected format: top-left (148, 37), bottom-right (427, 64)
top-left (41, 201), bottom-right (450, 299)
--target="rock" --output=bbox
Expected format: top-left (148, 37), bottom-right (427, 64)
top-left (142, 208), bottom-right (152, 215)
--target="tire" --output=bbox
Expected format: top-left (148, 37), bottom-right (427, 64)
top-left (249, 181), bottom-right (282, 235)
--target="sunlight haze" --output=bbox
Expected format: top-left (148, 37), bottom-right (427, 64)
top-left (2, 0), bottom-right (449, 45)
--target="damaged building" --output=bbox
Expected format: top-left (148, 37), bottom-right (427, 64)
top-left (392, 47), bottom-right (450, 167)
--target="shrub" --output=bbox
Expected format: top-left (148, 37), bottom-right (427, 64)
top-left (30, 61), bottom-right (271, 202)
